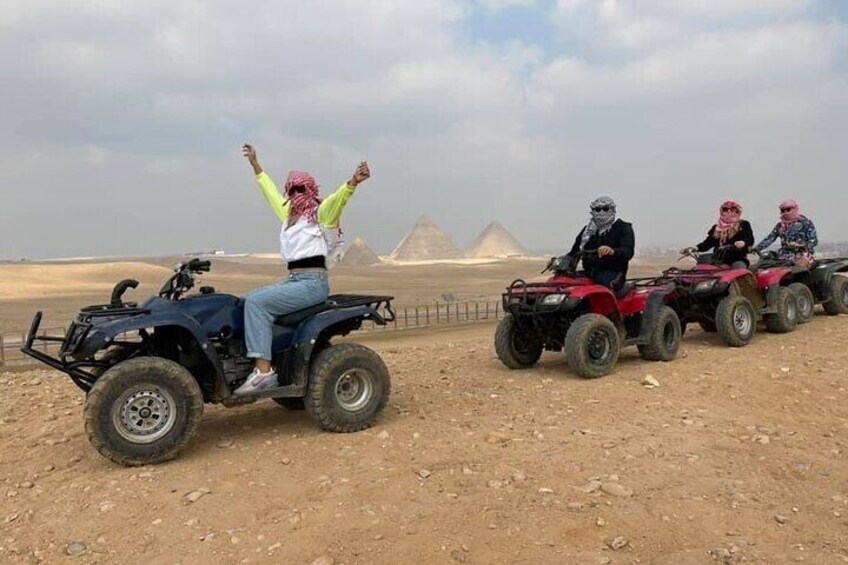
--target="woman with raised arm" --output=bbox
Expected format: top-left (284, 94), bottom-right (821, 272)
top-left (236, 144), bottom-right (370, 395)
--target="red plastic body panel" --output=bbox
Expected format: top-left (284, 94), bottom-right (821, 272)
top-left (755, 266), bottom-right (792, 289)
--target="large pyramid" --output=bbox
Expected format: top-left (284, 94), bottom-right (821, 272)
top-left (390, 214), bottom-right (463, 261)
top-left (337, 237), bottom-right (382, 266)
top-left (466, 221), bottom-right (527, 258)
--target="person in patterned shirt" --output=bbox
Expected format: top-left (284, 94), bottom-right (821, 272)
top-left (754, 199), bottom-right (818, 268)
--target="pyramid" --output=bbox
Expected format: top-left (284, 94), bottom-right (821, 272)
top-left (465, 221), bottom-right (527, 258)
top-left (337, 237), bottom-right (382, 266)
top-left (390, 214), bottom-right (463, 261)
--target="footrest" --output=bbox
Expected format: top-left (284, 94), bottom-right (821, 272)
top-left (221, 384), bottom-right (306, 407)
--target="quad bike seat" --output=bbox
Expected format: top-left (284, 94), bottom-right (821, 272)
top-left (274, 294), bottom-right (392, 327)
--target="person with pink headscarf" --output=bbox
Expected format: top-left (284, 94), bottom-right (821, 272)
top-left (681, 200), bottom-right (754, 268)
top-left (754, 200), bottom-right (818, 268)
top-left (236, 144), bottom-right (370, 395)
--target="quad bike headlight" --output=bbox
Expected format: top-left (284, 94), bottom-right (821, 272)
top-left (541, 294), bottom-right (567, 305)
top-left (693, 279), bottom-right (718, 293)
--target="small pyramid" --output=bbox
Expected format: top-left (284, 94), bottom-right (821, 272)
top-left (390, 214), bottom-right (463, 261)
top-left (466, 221), bottom-right (527, 258)
top-left (337, 237), bottom-right (382, 266)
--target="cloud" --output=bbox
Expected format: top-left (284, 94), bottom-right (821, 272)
top-left (0, 0), bottom-right (846, 260)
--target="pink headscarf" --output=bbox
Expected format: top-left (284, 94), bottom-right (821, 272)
top-left (779, 199), bottom-right (800, 232)
top-left (284, 170), bottom-right (321, 227)
top-left (714, 200), bottom-right (743, 244)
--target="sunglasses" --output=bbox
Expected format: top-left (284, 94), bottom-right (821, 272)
top-left (288, 185), bottom-right (306, 194)
top-left (721, 206), bottom-right (739, 212)
top-left (592, 206), bottom-right (612, 212)
top-left (780, 207), bottom-right (795, 213)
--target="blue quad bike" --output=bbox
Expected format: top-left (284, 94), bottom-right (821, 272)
top-left (22, 258), bottom-right (394, 466)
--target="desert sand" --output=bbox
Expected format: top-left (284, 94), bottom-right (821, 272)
top-left (1, 257), bottom-right (847, 564)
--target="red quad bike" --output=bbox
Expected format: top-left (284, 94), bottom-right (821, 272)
top-left (751, 247), bottom-right (848, 323)
top-left (660, 246), bottom-right (798, 347)
top-left (495, 250), bottom-right (682, 379)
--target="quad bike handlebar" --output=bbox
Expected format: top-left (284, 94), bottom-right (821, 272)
top-left (159, 258), bottom-right (211, 300)
top-left (543, 249), bottom-right (599, 274)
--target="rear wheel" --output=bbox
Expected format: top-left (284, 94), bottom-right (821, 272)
top-left (823, 275), bottom-right (848, 316)
top-left (494, 314), bottom-right (543, 369)
top-left (305, 344), bottom-right (390, 433)
top-left (637, 305), bottom-right (682, 361)
top-left (564, 314), bottom-right (620, 379)
top-left (789, 282), bottom-right (815, 323)
top-left (83, 357), bottom-right (204, 466)
top-left (715, 295), bottom-right (756, 347)
top-left (763, 286), bottom-right (798, 333)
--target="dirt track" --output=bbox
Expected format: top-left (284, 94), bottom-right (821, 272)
top-left (2, 314), bottom-right (847, 564)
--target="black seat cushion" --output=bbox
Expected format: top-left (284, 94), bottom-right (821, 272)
top-left (274, 301), bottom-right (338, 327)
top-left (271, 294), bottom-right (393, 327)
top-left (615, 282), bottom-right (634, 299)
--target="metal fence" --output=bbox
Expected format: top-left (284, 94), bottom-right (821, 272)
top-left (0, 300), bottom-right (504, 367)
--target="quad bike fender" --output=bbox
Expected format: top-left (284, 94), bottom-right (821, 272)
top-left (75, 313), bottom-right (225, 381)
top-left (637, 288), bottom-right (676, 343)
top-left (729, 273), bottom-right (766, 311)
top-left (567, 285), bottom-right (618, 318)
top-left (285, 305), bottom-right (386, 389)
top-left (755, 267), bottom-right (792, 289)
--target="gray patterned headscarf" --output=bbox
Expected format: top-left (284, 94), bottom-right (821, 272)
top-left (580, 196), bottom-right (617, 250)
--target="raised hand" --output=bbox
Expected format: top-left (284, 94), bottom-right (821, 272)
top-left (242, 144), bottom-right (262, 175)
top-left (349, 161), bottom-right (370, 187)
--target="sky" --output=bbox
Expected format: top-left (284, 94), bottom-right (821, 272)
top-left (1, 0), bottom-right (847, 259)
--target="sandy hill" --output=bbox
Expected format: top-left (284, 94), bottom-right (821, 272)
top-left (337, 237), bottom-right (382, 267)
top-left (466, 221), bottom-right (527, 258)
top-left (390, 215), bottom-right (462, 261)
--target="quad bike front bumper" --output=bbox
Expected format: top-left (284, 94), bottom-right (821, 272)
top-left (20, 311), bottom-right (102, 392)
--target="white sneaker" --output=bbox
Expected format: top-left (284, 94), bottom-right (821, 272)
top-left (234, 368), bottom-right (278, 396)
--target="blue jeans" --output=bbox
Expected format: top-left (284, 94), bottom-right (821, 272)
top-left (244, 272), bottom-right (330, 360)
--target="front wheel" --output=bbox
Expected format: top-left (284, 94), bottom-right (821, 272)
top-left (564, 314), bottom-right (620, 379)
top-left (637, 305), bottom-right (682, 361)
top-left (305, 344), bottom-right (390, 433)
top-left (823, 275), bottom-right (848, 316)
top-left (789, 282), bottom-right (815, 323)
top-left (715, 295), bottom-right (756, 347)
top-left (83, 357), bottom-right (204, 466)
top-left (494, 314), bottom-right (543, 369)
top-left (763, 286), bottom-right (798, 333)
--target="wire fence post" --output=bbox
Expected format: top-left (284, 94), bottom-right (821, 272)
top-left (436, 304), bottom-right (440, 324)
top-left (446, 303), bottom-right (450, 323)
top-left (415, 306), bottom-right (420, 327)
top-left (475, 303), bottom-right (479, 321)
top-left (426, 306), bottom-right (430, 325)
top-left (0, 334), bottom-right (5, 364)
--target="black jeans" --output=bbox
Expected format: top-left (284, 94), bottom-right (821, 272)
top-left (589, 269), bottom-right (625, 290)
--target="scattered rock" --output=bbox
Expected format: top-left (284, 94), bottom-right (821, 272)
top-left (596, 517), bottom-right (606, 527)
top-left (152, 518), bottom-right (162, 525)
top-left (538, 487), bottom-right (554, 494)
top-left (281, 457), bottom-right (292, 465)
top-left (216, 439), bottom-right (234, 449)
top-left (376, 431), bottom-right (390, 440)
top-left (462, 467), bottom-right (474, 475)
top-left (642, 375), bottom-right (660, 388)
top-left (775, 514), bottom-right (790, 525)
top-left (754, 434), bottom-right (770, 445)
top-left (20, 481), bottom-right (33, 489)
top-left (267, 542), bottom-right (282, 552)
top-left (578, 480), bottom-right (603, 493)
top-left (310, 556), bottom-right (335, 565)
top-left (417, 469), bottom-right (432, 479)
top-left (710, 547), bottom-right (733, 563)
top-left (601, 483), bottom-right (633, 497)
top-left (66, 541), bottom-right (87, 556)
top-left (450, 549), bottom-right (467, 562)
top-left (485, 431), bottom-right (512, 445)
top-left (606, 536), bottom-right (629, 550)
top-left (511, 470), bottom-right (526, 482)
top-left (185, 490), bottom-right (208, 503)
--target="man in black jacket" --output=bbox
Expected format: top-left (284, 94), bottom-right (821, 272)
top-left (567, 196), bottom-right (635, 289)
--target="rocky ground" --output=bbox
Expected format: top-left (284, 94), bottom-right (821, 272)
top-left (1, 317), bottom-right (847, 564)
